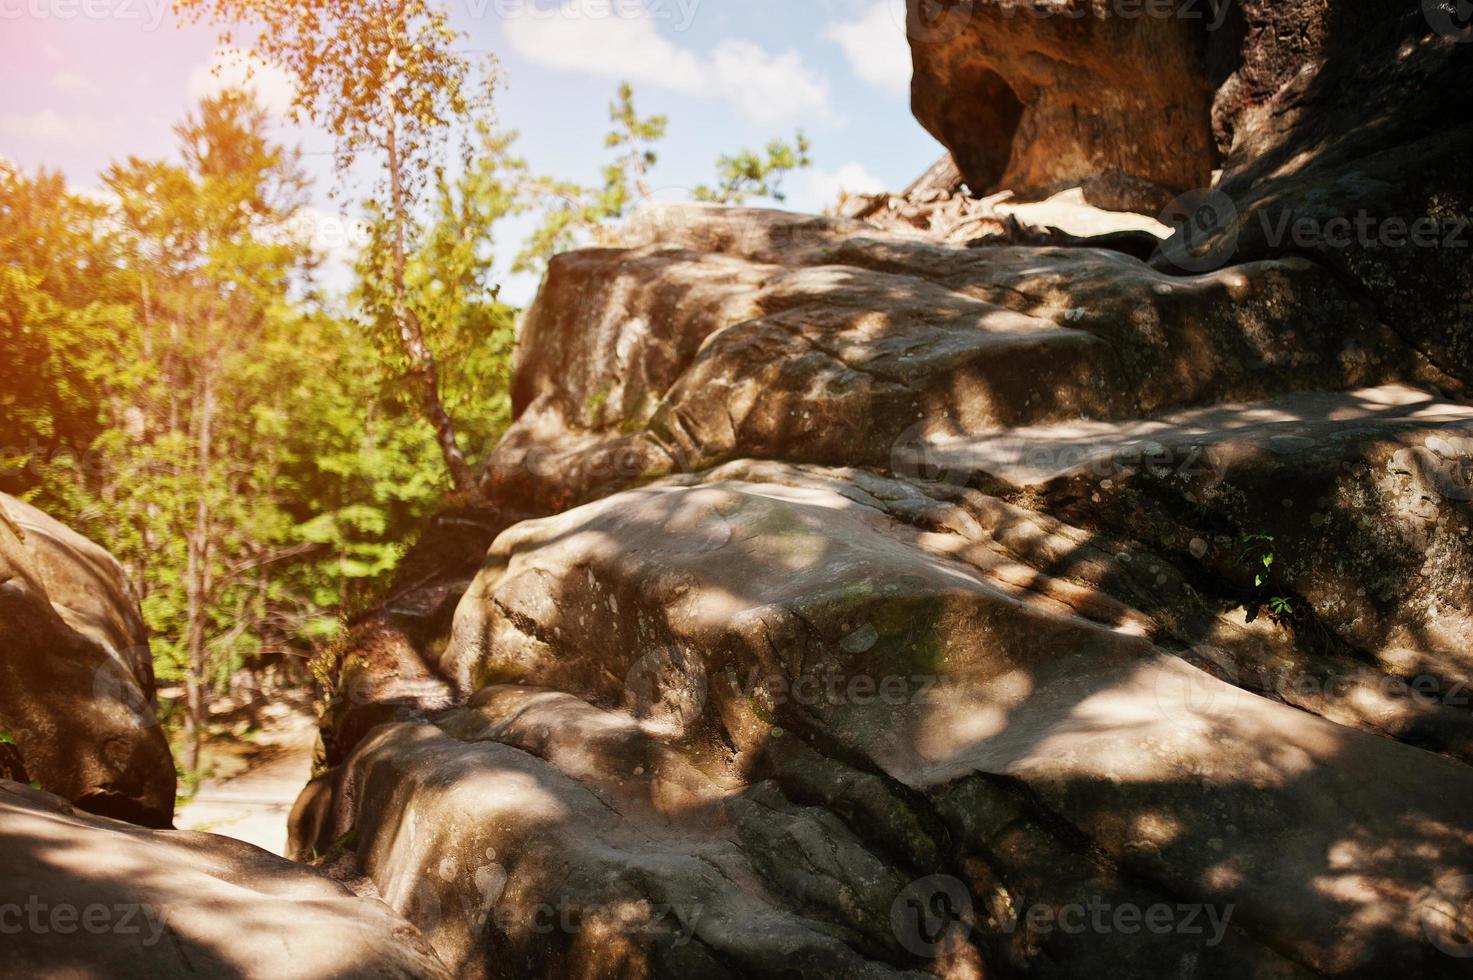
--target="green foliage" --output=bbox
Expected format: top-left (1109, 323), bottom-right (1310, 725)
top-left (693, 132), bottom-right (813, 205)
top-left (602, 81), bottom-right (668, 207)
top-left (517, 83), bottom-right (812, 271)
top-left (357, 119), bottom-right (520, 463)
top-left (1, 65), bottom-right (819, 774)
top-left (1240, 533), bottom-right (1277, 588)
top-left (176, 0), bottom-right (503, 491)
top-left (0, 163), bottom-right (132, 491)
top-left (1239, 533), bottom-right (1294, 622)
top-left (1, 92), bottom-right (515, 773)
top-left (516, 82), bottom-right (669, 271)
top-left (175, 0), bottom-right (494, 202)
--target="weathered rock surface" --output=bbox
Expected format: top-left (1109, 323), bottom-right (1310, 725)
top-left (904, 0), bottom-right (1470, 391)
top-left (487, 204), bottom-right (1446, 517)
top-left (1158, 10), bottom-right (1473, 390)
top-left (298, 204), bottom-right (1473, 978)
top-left (905, 0), bottom-right (1217, 202)
top-left (909, 384), bottom-right (1473, 760)
top-left (1, 779), bottom-right (449, 979)
top-left (1205, 0), bottom-right (1423, 153)
top-left (0, 494), bottom-right (175, 827)
top-left (285, 14), bottom-right (1473, 976)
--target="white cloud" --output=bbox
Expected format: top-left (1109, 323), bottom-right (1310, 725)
top-left (52, 71), bottom-right (95, 95)
top-left (823, 0), bottom-right (912, 95)
top-left (706, 41), bottom-right (833, 128)
top-left (504, 4), bottom-right (833, 126)
top-left (793, 161), bottom-right (887, 213)
top-left (0, 109), bottom-right (101, 146)
top-left (187, 48), bottom-right (296, 118)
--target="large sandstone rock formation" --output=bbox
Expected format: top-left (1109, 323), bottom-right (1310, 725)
top-left (288, 5), bottom-right (1473, 976)
top-left (0, 494), bottom-right (175, 827)
top-left (905, 0), bottom-right (1471, 389)
top-left (1, 780), bottom-right (449, 978)
top-left (1205, 0), bottom-right (1424, 152)
top-left (906, 0), bottom-right (1218, 202)
top-left (295, 205), bottom-right (1473, 978)
top-left (1184, 15), bottom-right (1473, 390)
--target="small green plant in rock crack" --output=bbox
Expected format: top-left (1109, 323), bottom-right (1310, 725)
top-left (1240, 533), bottom-right (1295, 623)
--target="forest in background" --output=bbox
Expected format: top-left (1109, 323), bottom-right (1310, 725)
top-left (0, 29), bottom-right (813, 782)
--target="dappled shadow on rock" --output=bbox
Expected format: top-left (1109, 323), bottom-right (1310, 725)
top-left (298, 460), bottom-right (1473, 978)
top-left (484, 203), bottom-right (1442, 520)
top-left (0, 781), bottom-right (449, 979)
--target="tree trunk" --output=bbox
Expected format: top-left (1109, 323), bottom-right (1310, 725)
top-left (182, 367), bottom-right (215, 775)
top-left (382, 33), bottom-right (475, 493)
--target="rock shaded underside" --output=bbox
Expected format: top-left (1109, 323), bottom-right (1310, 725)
top-left (296, 204), bottom-right (1473, 979)
top-left (0, 493), bottom-right (175, 827)
top-left (1, 780), bottom-right (450, 979)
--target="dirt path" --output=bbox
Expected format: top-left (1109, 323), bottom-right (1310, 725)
top-left (174, 699), bottom-right (317, 857)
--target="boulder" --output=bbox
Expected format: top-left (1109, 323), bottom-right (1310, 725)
top-left (301, 460), bottom-right (1471, 977)
top-left (489, 203), bottom-right (1441, 515)
top-left (0, 780), bottom-right (449, 979)
top-left (302, 204), bottom-right (1473, 977)
top-left (0, 494), bottom-right (175, 827)
top-left (906, 0), bottom-right (1218, 202)
top-left (905, 384), bottom-right (1473, 759)
top-left (1156, 14), bottom-right (1473, 390)
top-left (1205, 0), bottom-right (1423, 152)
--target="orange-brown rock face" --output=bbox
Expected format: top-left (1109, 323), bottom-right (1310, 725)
top-left (906, 0), bottom-right (1218, 202)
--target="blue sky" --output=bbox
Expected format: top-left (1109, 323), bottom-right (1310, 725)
top-left (0, 0), bottom-right (944, 301)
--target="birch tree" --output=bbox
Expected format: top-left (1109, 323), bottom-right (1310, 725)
top-left (175, 0), bottom-right (497, 491)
